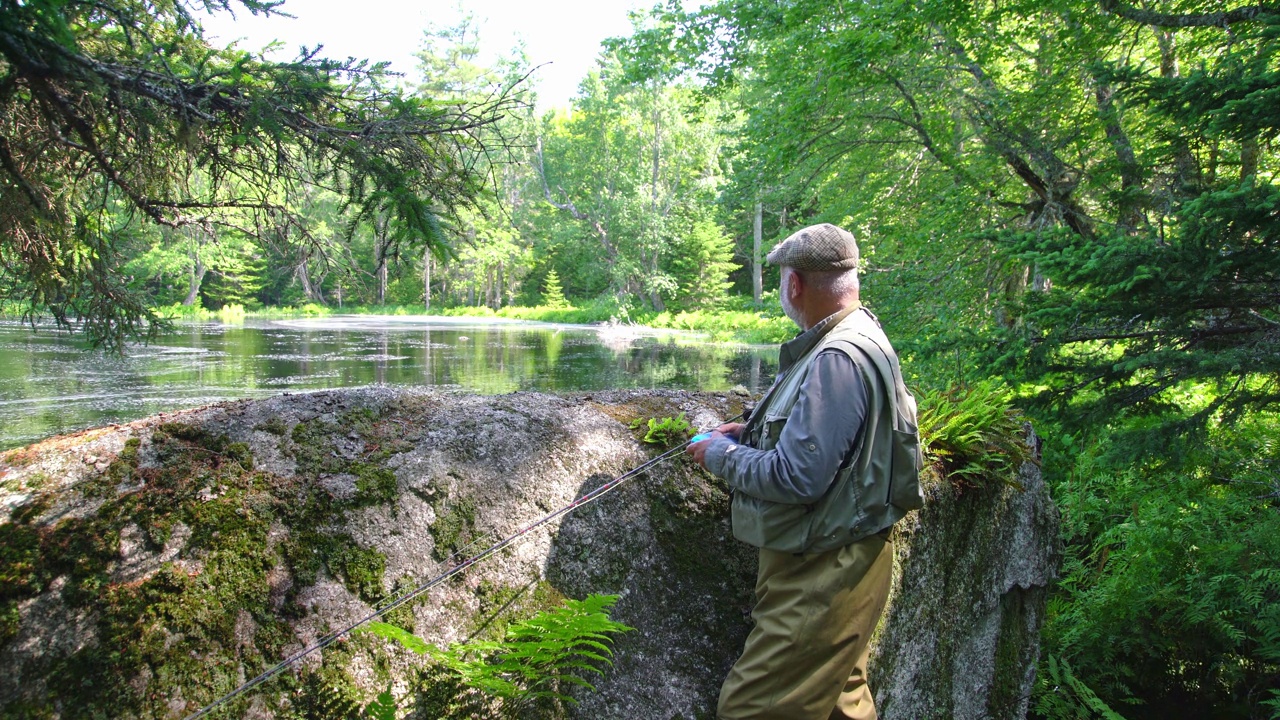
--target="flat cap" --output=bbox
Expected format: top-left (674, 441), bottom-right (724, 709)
top-left (766, 223), bottom-right (859, 271)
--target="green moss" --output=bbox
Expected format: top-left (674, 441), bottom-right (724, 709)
top-left (82, 436), bottom-right (143, 498)
top-left (291, 419), bottom-right (348, 477)
top-left (9, 493), bottom-right (50, 524)
top-left (0, 422), bottom-right (302, 716)
top-left (332, 542), bottom-right (387, 601)
top-left (429, 496), bottom-right (477, 561)
top-left (0, 522), bottom-right (42, 649)
top-left (468, 579), bottom-right (567, 642)
top-left (0, 601), bottom-right (18, 647)
top-left (647, 466), bottom-right (736, 579)
top-left (7, 471), bottom-right (49, 493)
top-left (281, 530), bottom-right (387, 604)
top-left (986, 589), bottom-right (1034, 718)
top-left (354, 463), bottom-right (398, 506)
top-left (290, 409), bottom-right (411, 483)
top-left (255, 416), bottom-right (289, 436)
top-left (224, 441), bottom-right (254, 470)
top-left (382, 575), bottom-right (419, 632)
top-left (158, 421), bottom-right (213, 444)
top-left (0, 494), bottom-right (133, 650)
top-left (1, 407), bottom-right (417, 716)
top-left (120, 436), bottom-right (141, 463)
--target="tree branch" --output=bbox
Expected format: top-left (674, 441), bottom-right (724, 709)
top-left (1100, 0), bottom-right (1279, 28)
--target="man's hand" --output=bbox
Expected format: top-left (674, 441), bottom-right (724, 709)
top-left (686, 430), bottom-right (728, 469)
top-left (716, 422), bottom-right (745, 440)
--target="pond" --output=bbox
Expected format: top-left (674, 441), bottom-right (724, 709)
top-left (0, 316), bottom-right (779, 451)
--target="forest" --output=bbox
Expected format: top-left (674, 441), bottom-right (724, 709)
top-left (0, 0), bottom-right (1277, 718)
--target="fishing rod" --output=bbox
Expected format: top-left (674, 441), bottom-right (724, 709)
top-left (184, 418), bottom-right (738, 720)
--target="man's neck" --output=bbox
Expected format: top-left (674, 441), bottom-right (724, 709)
top-left (801, 297), bottom-right (860, 331)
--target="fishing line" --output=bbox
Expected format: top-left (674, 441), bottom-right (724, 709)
top-left (183, 418), bottom-right (738, 720)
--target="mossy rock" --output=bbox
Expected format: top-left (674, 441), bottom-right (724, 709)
top-left (0, 388), bottom-right (1058, 720)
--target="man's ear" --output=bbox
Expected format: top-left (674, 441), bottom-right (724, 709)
top-left (787, 270), bottom-right (804, 301)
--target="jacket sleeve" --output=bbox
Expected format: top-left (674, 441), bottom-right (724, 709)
top-left (704, 349), bottom-right (868, 504)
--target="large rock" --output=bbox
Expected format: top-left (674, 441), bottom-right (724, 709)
top-left (0, 388), bottom-right (1058, 719)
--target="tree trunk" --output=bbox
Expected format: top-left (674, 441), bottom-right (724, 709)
top-left (1156, 30), bottom-right (1202, 189)
top-left (375, 216), bottom-right (389, 306)
top-left (1241, 135), bottom-right (1259, 180)
top-left (296, 261), bottom-right (325, 304)
top-left (423, 248), bottom-right (431, 311)
top-left (183, 253), bottom-right (206, 306)
top-left (1095, 82), bottom-right (1143, 232)
top-left (497, 261), bottom-right (505, 309)
top-left (752, 202), bottom-right (763, 306)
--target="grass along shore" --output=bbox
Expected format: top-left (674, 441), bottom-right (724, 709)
top-left (3, 297), bottom-right (796, 345)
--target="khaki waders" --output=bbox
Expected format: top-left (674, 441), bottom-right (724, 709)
top-left (717, 532), bottom-right (894, 720)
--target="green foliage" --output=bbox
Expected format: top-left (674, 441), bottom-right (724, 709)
top-left (362, 689), bottom-right (398, 720)
top-left (541, 269), bottom-right (569, 309)
top-left (363, 594), bottom-right (632, 715)
top-left (532, 56), bottom-right (739, 310)
top-left (438, 298), bottom-right (794, 344)
top-left (0, 0), bottom-right (516, 349)
top-left (1034, 655), bottom-right (1129, 720)
top-left (917, 380), bottom-right (1032, 488)
top-left (429, 496), bottom-right (478, 561)
top-left (1039, 410), bottom-right (1280, 719)
top-left (630, 413), bottom-right (693, 446)
top-left (672, 217), bottom-right (738, 310)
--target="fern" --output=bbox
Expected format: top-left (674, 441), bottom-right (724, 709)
top-left (362, 594), bottom-right (632, 715)
top-left (1034, 655), bottom-right (1129, 720)
top-left (917, 379), bottom-right (1032, 488)
top-left (361, 690), bottom-right (397, 720)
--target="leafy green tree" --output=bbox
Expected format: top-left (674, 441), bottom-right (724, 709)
top-left (198, 233), bottom-right (266, 309)
top-left (1007, 8), bottom-right (1280, 433)
top-left (0, 0), bottom-right (516, 347)
top-left (535, 56), bottom-right (734, 310)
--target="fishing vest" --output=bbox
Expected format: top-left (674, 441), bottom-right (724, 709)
top-left (732, 306), bottom-right (924, 554)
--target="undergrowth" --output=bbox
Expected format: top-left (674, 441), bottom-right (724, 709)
top-left (917, 379), bottom-right (1033, 488)
top-left (362, 593), bottom-right (632, 718)
top-left (630, 413), bottom-right (693, 447)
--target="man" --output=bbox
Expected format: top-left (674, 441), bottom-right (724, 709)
top-left (687, 223), bottom-right (923, 720)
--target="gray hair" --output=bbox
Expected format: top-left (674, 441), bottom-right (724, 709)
top-left (797, 268), bottom-right (860, 298)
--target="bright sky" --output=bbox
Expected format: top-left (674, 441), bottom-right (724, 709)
top-left (200, 0), bottom-right (650, 111)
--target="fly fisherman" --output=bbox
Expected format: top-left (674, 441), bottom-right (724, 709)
top-left (687, 223), bottom-right (924, 720)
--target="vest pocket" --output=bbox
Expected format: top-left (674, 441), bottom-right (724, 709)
top-left (731, 491), bottom-right (815, 554)
top-left (888, 428), bottom-right (925, 511)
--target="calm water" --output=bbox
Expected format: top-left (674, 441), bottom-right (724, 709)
top-left (0, 316), bottom-right (777, 451)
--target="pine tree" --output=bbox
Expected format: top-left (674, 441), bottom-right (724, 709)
top-left (673, 218), bottom-right (738, 310)
top-left (542, 268), bottom-right (569, 309)
top-left (0, 0), bottom-right (515, 348)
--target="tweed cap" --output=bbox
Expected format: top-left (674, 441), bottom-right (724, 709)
top-left (766, 223), bottom-right (859, 271)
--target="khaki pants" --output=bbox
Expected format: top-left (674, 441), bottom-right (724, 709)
top-left (718, 533), bottom-right (894, 720)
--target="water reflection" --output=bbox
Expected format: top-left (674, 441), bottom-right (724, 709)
top-left (0, 317), bottom-right (777, 450)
